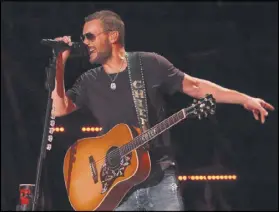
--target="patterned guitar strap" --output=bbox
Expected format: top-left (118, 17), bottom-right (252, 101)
top-left (126, 52), bottom-right (150, 150)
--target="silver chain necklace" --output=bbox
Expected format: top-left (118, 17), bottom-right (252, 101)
top-left (106, 56), bottom-right (125, 90)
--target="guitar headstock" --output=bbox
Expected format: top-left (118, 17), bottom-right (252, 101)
top-left (186, 94), bottom-right (216, 120)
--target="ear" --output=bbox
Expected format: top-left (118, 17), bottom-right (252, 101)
top-left (108, 31), bottom-right (119, 44)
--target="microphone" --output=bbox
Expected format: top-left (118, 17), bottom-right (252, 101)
top-left (41, 39), bottom-right (88, 57)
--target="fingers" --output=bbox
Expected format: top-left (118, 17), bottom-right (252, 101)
top-left (261, 100), bottom-right (275, 111)
top-left (256, 99), bottom-right (275, 124)
top-left (253, 109), bottom-right (268, 124)
top-left (259, 108), bottom-right (268, 124)
top-left (260, 109), bottom-right (266, 124)
top-left (53, 36), bottom-right (72, 60)
top-left (54, 36), bottom-right (72, 46)
top-left (247, 98), bottom-right (274, 124)
top-left (253, 110), bottom-right (259, 121)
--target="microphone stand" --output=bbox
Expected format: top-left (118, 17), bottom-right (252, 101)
top-left (31, 48), bottom-right (59, 211)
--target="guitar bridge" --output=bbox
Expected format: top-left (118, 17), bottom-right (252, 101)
top-left (89, 156), bottom-right (98, 184)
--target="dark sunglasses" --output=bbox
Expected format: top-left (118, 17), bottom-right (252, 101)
top-left (80, 31), bottom-right (108, 42)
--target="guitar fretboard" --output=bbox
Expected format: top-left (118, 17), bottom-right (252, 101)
top-left (119, 109), bottom-right (186, 156)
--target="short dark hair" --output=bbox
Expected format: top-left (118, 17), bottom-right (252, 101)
top-left (84, 10), bottom-right (125, 46)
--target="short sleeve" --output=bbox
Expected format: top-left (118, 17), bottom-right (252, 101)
top-left (153, 53), bottom-right (185, 95)
top-left (66, 74), bottom-right (88, 109)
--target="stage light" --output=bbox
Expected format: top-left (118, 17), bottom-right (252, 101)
top-left (178, 175), bottom-right (238, 181)
top-left (53, 126), bottom-right (65, 133)
top-left (81, 126), bottom-right (103, 132)
top-left (200, 176), bottom-right (205, 180)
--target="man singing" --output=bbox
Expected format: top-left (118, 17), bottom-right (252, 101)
top-left (52, 10), bottom-right (274, 211)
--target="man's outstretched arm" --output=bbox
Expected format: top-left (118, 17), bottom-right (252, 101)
top-left (181, 73), bottom-right (275, 124)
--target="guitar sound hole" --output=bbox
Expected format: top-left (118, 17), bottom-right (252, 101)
top-left (106, 147), bottom-right (121, 169)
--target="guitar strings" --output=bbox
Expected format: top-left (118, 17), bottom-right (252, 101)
top-left (68, 99), bottom-right (215, 185)
top-left (84, 97), bottom-right (214, 168)
top-left (90, 111), bottom-right (186, 167)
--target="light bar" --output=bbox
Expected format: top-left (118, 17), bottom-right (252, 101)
top-left (178, 175), bottom-right (237, 181)
top-left (81, 127), bottom-right (103, 132)
top-left (53, 127), bottom-right (65, 133)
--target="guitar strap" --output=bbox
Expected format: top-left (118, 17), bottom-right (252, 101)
top-left (126, 52), bottom-right (150, 149)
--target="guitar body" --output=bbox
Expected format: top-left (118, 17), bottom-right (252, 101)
top-left (63, 124), bottom-right (151, 211)
top-left (62, 95), bottom-right (216, 211)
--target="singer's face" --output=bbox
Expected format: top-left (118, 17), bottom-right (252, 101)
top-left (82, 19), bottom-right (112, 64)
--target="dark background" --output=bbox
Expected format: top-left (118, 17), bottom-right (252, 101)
top-left (1, 2), bottom-right (278, 211)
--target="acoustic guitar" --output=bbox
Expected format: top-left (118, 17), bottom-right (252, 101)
top-left (63, 94), bottom-right (216, 211)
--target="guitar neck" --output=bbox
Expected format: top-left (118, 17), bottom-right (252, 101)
top-left (120, 108), bottom-right (189, 157)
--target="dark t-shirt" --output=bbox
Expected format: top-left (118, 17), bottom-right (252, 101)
top-left (66, 51), bottom-right (185, 186)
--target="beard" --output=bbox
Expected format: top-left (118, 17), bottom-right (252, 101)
top-left (89, 39), bottom-right (112, 65)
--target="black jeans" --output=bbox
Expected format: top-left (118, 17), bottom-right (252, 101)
top-left (114, 169), bottom-right (185, 211)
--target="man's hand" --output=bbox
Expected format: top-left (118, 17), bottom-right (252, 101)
top-left (54, 36), bottom-right (73, 62)
top-left (243, 97), bottom-right (275, 124)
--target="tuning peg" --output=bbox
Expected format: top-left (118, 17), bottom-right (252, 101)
top-left (204, 112), bottom-right (208, 117)
top-left (210, 109), bottom-right (215, 114)
top-left (198, 114), bottom-right (202, 120)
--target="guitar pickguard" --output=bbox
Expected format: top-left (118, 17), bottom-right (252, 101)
top-left (100, 153), bottom-right (132, 194)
